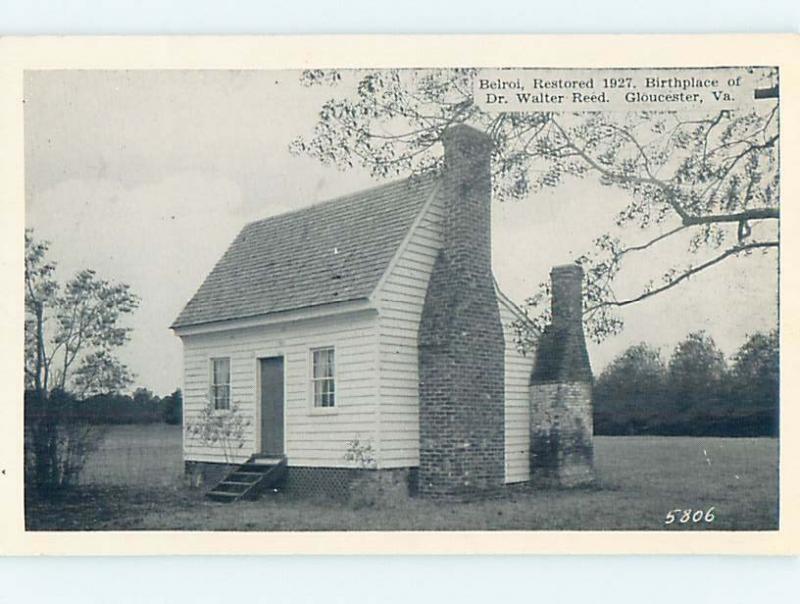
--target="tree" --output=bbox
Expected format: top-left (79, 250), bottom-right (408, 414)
top-left (24, 230), bottom-right (139, 494)
top-left (729, 330), bottom-right (779, 410)
top-left (132, 387), bottom-right (155, 406)
top-left (594, 332), bottom-right (777, 436)
top-left (292, 68), bottom-right (778, 343)
top-left (667, 331), bottom-right (727, 413)
top-left (161, 388), bottom-right (183, 425)
top-left (594, 343), bottom-right (668, 434)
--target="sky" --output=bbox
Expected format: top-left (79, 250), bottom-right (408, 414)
top-left (25, 70), bottom-right (778, 396)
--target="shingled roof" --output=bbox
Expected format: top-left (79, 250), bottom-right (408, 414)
top-left (172, 174), bottom-right (439, 329)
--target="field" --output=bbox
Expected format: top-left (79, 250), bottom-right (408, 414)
top-left (26, 425), bottom-right (779, 531)
top-left (79, 423), bottom-right (185, 487)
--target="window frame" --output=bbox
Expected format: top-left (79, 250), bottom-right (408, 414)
top-left (310, 346), bottom-right (337, 411)
top-left (209, 356), bottom-right (231, 411)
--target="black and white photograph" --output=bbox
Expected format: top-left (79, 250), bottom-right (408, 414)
top-left (5, 38), bottom-right (793, 546)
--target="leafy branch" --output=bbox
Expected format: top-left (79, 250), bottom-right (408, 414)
top-left (294, 68), bottom-right (779, 345)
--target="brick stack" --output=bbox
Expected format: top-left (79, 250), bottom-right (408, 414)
top-left (418, 124), bottom-right (506, 498)
top-left (529, 264), bottom-right (595, 487)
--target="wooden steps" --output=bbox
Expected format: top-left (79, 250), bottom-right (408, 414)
top-left (206, 456), bottom-right (288, 503)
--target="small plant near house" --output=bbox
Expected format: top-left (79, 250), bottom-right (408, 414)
top-left (344, 435), bottom-right (398, 509)
top-left (344, 435), bottom-right (377, 470)
top-left (185, 399), bottom-right (251, 486)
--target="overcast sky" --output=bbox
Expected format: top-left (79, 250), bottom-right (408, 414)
top-left (25, 70), bottom-right (778, 396)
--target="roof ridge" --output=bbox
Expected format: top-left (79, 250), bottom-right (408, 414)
top-left (244, 171), bottom-right (439, 229)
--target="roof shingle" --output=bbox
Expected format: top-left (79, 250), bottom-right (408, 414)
top-left (172, 174), bottom-right (438, 329)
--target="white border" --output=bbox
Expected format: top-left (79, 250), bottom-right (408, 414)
top-left (0, 34), bottom-right (798, 555)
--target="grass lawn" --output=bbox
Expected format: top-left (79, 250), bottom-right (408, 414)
top-left (79, 423), bottom-right (185, 487)
top-left (26, 425), bottom-right (778, 531)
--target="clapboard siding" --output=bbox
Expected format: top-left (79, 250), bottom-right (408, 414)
top-left (499, 300), bottom-right (535, 483)
top-left (180, 309), bottom-right (380, 466)
top-left (373, 192), bottom-right (534, 480)
top-left (374, 192), bottom-right (445, 468)
top-left (179, 182), bottom-right (536, 482)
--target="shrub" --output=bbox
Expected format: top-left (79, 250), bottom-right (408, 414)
top-left (184, 399), bottom-right (251, 465)
top-left (24, 389), bottom-right (106, 495)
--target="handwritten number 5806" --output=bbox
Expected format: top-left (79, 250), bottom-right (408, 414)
top-left (665, 507), bottom-right (715, 525)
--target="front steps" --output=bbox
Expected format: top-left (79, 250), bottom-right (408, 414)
top-left (206, 455), bottom-right (288, 503)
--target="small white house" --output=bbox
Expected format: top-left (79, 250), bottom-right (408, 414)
top-left (172, 125), bottom-right (594, 499)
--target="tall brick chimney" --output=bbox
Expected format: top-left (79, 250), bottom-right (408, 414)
top-left (529, 264), bottom-right (595, 486)
top-left (417, 124), bottom-right (505, 498)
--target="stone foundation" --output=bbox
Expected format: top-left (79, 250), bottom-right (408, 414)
top-left (285, 466), bottom-right (417, 503)
top-left (184, 461), bottom-right (416, 503)
top-left (529, 382), bottom-right (594, 487)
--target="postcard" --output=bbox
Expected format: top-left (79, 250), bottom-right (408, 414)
top-left (0, 34), bottom-right (797, 554)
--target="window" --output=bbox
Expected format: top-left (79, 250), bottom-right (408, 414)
top-left (210, 357), bottom-right (231, 410)
top-left (311, 347), bottom-right (335, 408)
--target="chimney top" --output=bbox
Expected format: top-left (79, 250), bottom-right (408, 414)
top-left (551, 263), bottom-right (584, 277)
top-left (442, 124), bottom-right (493, 152)
top-left (530, 263), bottom-right (592, 384)
top-left (550, 263), bottom-right (584, 333)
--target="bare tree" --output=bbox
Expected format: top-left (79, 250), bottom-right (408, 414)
top-left (291, 68), bottom-right (778, 343)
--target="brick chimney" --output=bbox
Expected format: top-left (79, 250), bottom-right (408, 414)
top-left (551, 265), bottom-right (585, 333)
top-left (529, 264), bottom-right (595, 486)
top-left (417, 124), bottom-right (505, 498)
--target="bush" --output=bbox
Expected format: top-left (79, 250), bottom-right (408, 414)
top-left (24, 389), bottom-right (106, 495)
top-left (185, 399), bottom-right (251, 463)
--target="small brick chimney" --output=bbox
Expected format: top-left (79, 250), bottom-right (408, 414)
top-left (417, 124), bottom-right (505, 498)
top-left (529, 264), bottom-right (595, 486)
top-left (551, 265), bottom-right (585, 333)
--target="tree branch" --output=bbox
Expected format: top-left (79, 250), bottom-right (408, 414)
top-left (615, 225), bottom-right (687, 258)
top-left (683, 207), bottom-right (780, 226)
top-left (549, 118), bottom-right (693, 222)
top-left (586, 240), bottom-right (778, 312)
top-left (549, 118), bottom-right (779, 230)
